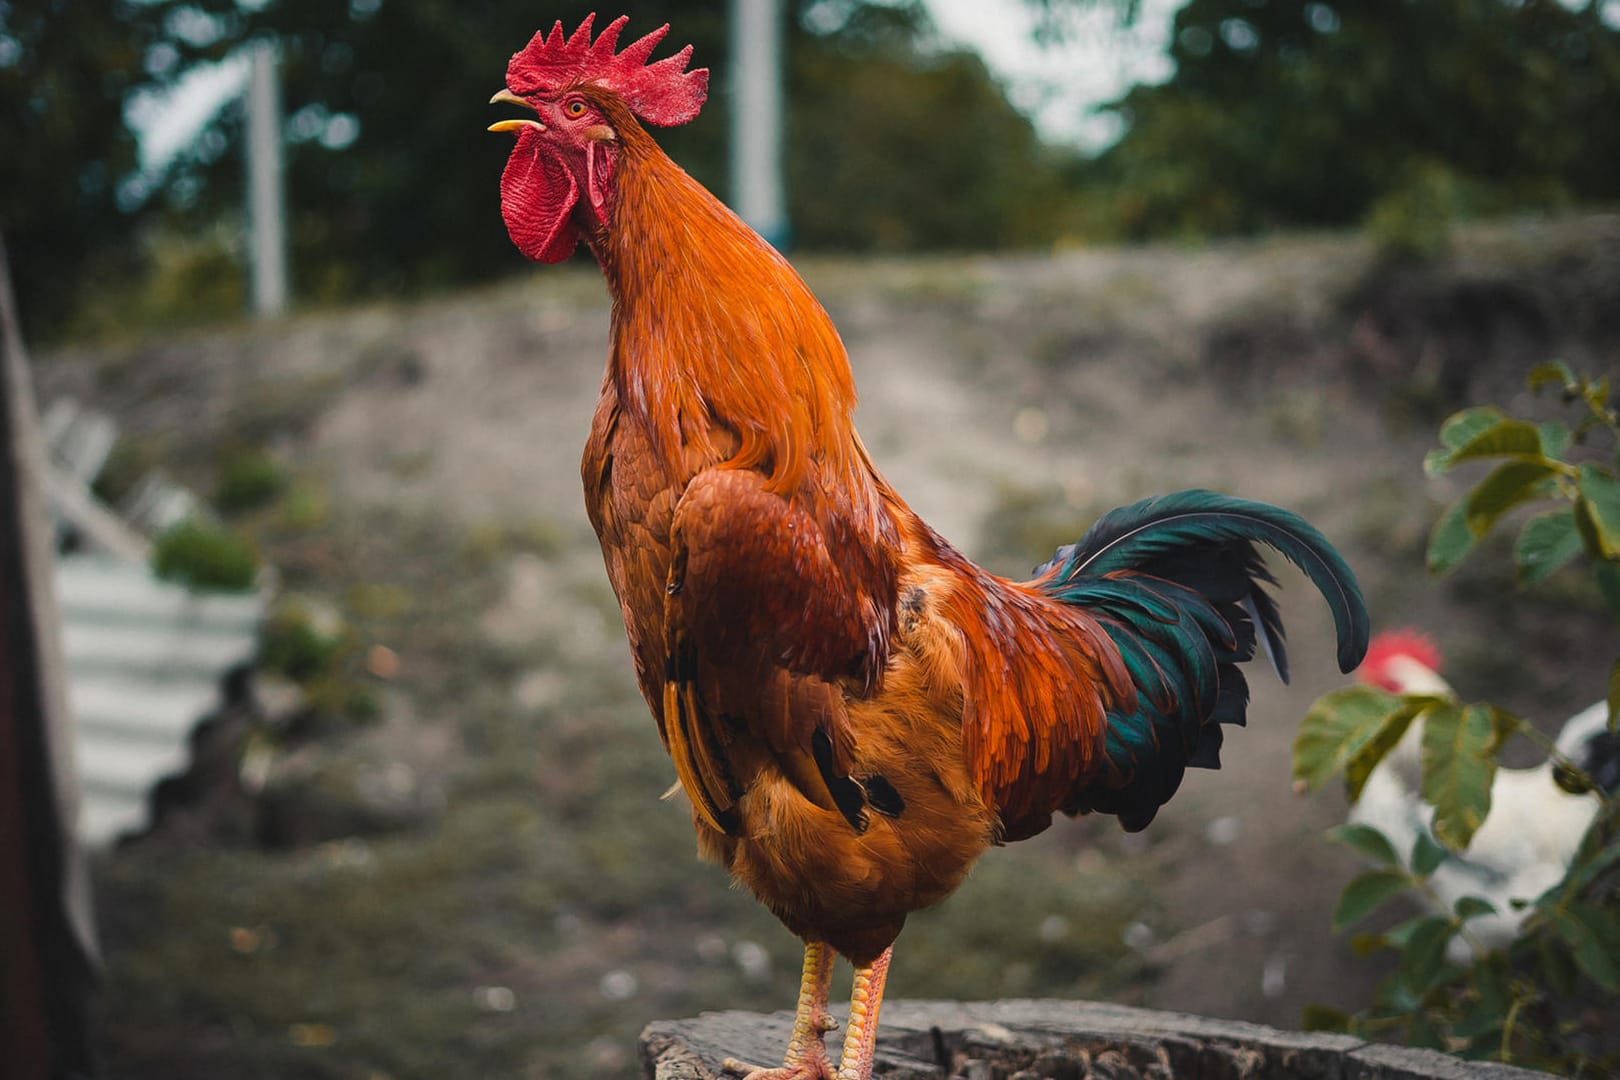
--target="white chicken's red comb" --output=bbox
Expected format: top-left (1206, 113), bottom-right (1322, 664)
top-left (505, 13), bottom-right (709, 127)
top-left (1357, 628), bottom-right (1443, 692)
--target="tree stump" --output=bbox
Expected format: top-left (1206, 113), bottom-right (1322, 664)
top-left (640, 999), bottom-right (1548, 1079)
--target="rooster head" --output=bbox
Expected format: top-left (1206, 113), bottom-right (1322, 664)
top-left (489, 13), bottom-right (709, 262)
top-left (1357, 628), bottom-right (1445, 695)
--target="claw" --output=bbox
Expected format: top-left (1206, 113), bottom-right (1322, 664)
top-left (721, 1058), bottom-right (835, 1080)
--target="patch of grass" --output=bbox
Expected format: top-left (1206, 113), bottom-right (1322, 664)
top-left (215, 448), bottom-right (289, 515)
top-left (895, 842), bottom-right (1152, 1002)
top-left (259, 601), bottom-right (346, 684)
top-left (459, 517), bottom-right (570, 566)
top-left (276, 480), bottom-right (331, 531)
top-left (151, 518), bottom-right (260, 592)
top-left (228, 372), bottom-right (346, 444)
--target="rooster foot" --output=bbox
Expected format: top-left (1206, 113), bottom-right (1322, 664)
top-left (722, 1013), bottom-right (838, 1080)
top-left (720, 1052), bottom-right (836, 1080)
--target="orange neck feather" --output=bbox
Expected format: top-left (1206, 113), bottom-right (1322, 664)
top-left (593, 111), bottom-right (868, 504)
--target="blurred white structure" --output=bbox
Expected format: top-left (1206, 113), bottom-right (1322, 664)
top-left (41, 398), bottom-right (266, 845)
top-left (247, 41), bottom-right (288, 318)
top-left (729, 0), bottom-right (788, 248)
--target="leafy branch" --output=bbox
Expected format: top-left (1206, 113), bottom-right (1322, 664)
top-left (1293, 365), bottom-right (1620, 1073)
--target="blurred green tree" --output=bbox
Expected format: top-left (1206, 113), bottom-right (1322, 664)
top-left (0, 1), bottom-right (230, 339)
top-left (1089, 0), bottom-right (1620, 240)
top-left (9, 0), bottom-right (1073, 337)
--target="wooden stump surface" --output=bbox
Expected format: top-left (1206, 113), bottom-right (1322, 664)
top-left (641, 999), bottom-right (1550, 1079)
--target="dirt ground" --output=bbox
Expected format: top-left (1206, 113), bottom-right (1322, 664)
top-left (43, 214), bottom-right (1620, 1077)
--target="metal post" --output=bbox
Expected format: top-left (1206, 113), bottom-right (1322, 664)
top-left (729, 0), bottom-right (789, 249)
top-left (247, 40), bottom-right (288, 317)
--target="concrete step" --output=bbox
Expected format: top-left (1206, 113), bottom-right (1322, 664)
top-left (76, 732), bottom-right (189, 799)
top-left (55, 555), bottom-right (262, 628)
top-left (61, 622), bottom-right (257, 677)
top-left (56, 553), bottom-right (266, 846)
top-left (68, 676), bottom-right (221, 743)
top-left (80, 793), bottom-right (147, 846)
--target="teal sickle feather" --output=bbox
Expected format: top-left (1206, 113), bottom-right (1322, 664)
top-left (1034, 489), bottom-right (1370, 831)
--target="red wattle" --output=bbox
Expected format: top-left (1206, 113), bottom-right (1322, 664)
top-left (500, 130), bottom-right (580, 263)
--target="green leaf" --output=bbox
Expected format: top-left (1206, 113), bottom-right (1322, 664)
top-left (1585, 374), bottom-right (1612, 414)
top-left (1437, 406), bottom-right (1507, 451)
top-left (1344, 700), bottom-right (1430, 802)
top-left (1451, 954), bottom-right (1510, 1040)
top-left (1576, 465), bottom-right (1620, 559)
top-left (1427, 500), bottom-right (1478, 576)
top-left (1595, 561), bottom-right (1620, 623)
top-left (1349, 931), bottom-right (1389, 957)
top-left (1526, 360), bottom-right (1577, 395)
top-left (1397, 914), bottom-right (1456, 995)
top-left (1564, 840), bottom-right (1620, 896)
top-left (1462, 458), bottom-right (1561, 538)
top-left (1411, 830), bottom-right (1448, 877)
top-left (1609, 656), bottom-right (1620, 733)
top-left (1427, 409), bottom-right (1509, 477)
top-left (1537, 419), bottom-right (1572, 458)
top-left (1383, 913), bottom-right (1433, 950)
top-left (1549, 903), bottom-right (1620, 993)
top-left (1454, 895), bottom-right (1498, 921)
top-left (1407, 1013), bottom-right (1445, 1050)
top-left (1514, 508), bottom-right (1582, 585)
top-left (1334, 868), bottom-right (1412, 930)
top-left (1293, 686), bottom-right (1404, 791)
top-left (1326, 823), bottom-right (1401, 867)
top-left (1301, 1004), bottom-right (1354, 1033)
top-left (1444, 417), bottom-right (1546, 470)
top-left (1451, 958), bottom-right (1509, 1042)
top-left (1421, 702), bottom-right (1501, 850)
top-left (1538, 936), bottom-right (1579, 996)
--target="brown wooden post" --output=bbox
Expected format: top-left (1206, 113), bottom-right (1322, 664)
top-left (0, 230), bottom-right (99, 1077)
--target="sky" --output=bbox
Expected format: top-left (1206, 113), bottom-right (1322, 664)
top-left (925, 0), bottom-right (1183, 149)
top-left (127, 0), bottom-right (1186, 176)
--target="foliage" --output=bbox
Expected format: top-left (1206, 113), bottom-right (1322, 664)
top-left (151, 517), bottom-right (260, 592)
top-left (0, 0), bottom-right (229, 339)
top-left (1363, 160), bottom-right (1472, 263)
top-left (788, 35), bottom-right (1069, 252)
top-left (17, 0), bottom-right (1075, 338)
top-left (1294, 366), bottom-right (1620, 1073)
top-left (215, 447), bottom-right (289, 516)
top-left (1089, 0), bottom-right (1620, 243)
top-left (258, 601), bottom-right (345, 685)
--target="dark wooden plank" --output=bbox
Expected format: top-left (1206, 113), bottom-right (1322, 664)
top-left (0, 229), bottom-right (98, 1079)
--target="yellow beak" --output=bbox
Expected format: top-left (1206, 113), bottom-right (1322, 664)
top-left (488, 89), bottom-right (545, 133)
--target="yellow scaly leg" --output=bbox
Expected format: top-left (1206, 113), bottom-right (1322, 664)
top-left (835, 947), bottom-right (892, 1080)
top-left (724, 941), bottom-right (838, 1080)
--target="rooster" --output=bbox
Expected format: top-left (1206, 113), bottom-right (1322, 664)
top-left (488, 16), bottom-right (1369, 1079)
top-left (1355, 630), bottom-right (1619, 953)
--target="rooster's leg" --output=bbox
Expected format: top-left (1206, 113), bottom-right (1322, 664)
top-left (834, 946), bottom-right (892, 1080)
top-left (722, 940), bottom-right (837, 1080)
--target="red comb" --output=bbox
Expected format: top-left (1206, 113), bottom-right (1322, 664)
top-left (506, 14), bottom-right (709, 127)
top-left (1358, 628), bottom-right (1443, 690)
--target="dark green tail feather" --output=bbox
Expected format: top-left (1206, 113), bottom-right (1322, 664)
top-left (1036, 489), bottom-right (1370, 832)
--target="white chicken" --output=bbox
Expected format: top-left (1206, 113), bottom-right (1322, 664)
top-left (1353, 630), bottom-right (1618, 953)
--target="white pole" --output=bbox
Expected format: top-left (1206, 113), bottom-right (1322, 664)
top-left (246, 41), bottom-right (288, 317)
top-left (729, 0), bottom-right (788, 248)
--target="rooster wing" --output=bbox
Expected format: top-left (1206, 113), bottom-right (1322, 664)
top-left (662, 467), bottom-right (898, 834)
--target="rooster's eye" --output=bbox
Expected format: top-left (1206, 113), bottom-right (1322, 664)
top-left (566, 101), bottom-right (587, 118)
